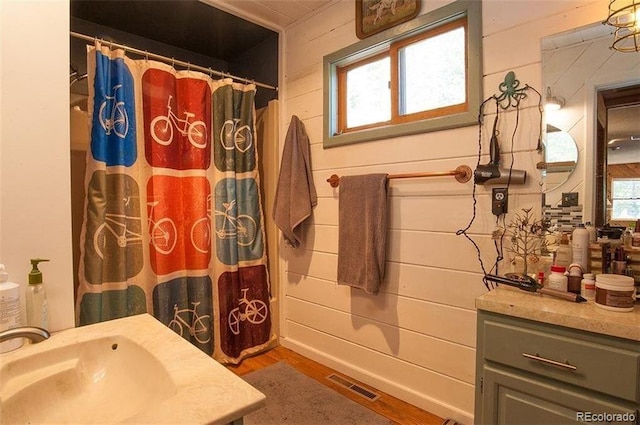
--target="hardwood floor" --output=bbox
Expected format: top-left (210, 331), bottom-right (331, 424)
top-left (226, 345), bottom-right (444, 425)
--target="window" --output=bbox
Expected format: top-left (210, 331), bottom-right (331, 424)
top-left (324, 0), bottom-right (482, 148)
top-left (611, 178), bottom-right (640, 220)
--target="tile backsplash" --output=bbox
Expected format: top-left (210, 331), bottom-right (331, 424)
top-left (543, 205), bottom-right (583, 232)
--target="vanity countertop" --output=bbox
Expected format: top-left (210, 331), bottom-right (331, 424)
top-left (476, 286), bottom-right (640, 342)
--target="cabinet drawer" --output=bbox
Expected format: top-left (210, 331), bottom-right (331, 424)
top-left (483, 320), bottom-right (640, 403)
top-left (480, 364), bottom-right (638, 425)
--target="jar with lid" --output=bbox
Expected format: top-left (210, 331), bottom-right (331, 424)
top-left (595, 274), bottom-right (636, 312)
top-left (547, 265), bottom-right (568, 291)
top-left (566, 263), bottom-right (583, 294)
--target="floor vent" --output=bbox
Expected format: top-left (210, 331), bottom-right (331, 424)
top-left (326, 373), bottom-right (381, 401)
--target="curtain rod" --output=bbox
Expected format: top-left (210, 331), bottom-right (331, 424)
top-left (70, 31), bottom-right (278, 91)
top-left (326, 165), bottom-right (473, 187)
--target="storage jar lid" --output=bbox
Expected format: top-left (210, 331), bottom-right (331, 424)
top-left (595, 274), bottom-right (634, 288)
top-left (567, 263), bottom-right (583, 275)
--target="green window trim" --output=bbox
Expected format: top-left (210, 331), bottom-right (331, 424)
top-left (323, 0), bottom-right (483, 149)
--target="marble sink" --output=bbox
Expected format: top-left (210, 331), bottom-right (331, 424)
top-left (0, 314), bottom-right (265, 424)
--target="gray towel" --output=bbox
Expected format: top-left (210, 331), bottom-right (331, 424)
top-left (273, 116), bottom-right (317, 248)
top-left (337, 174), bottom-right (389, 295)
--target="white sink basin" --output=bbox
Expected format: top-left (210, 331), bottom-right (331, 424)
top-left (0, 314), bottom-right (265, 424)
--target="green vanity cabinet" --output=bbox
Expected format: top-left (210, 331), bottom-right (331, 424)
top-left (474, 310), bottom-right (640, 425)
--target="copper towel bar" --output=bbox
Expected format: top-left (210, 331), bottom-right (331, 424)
top-left (326, 165), bottom-right (473, 188)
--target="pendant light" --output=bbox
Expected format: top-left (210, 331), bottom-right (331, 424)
top-left (605, 0), bottom-right (640, 52)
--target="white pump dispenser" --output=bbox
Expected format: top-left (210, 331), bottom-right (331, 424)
top-left (0, 264), bottom-right (24, 352)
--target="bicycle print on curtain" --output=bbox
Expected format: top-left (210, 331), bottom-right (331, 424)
top-left (76, 41), bottom-right (275, 363)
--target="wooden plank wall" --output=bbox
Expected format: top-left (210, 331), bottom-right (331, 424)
top-left (277, 1), bottom-right (610, 422)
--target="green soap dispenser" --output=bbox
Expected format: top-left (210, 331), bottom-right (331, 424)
top-left (27, 258), bottom-right (49, 329)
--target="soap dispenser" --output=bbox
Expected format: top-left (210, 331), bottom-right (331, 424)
top-left (26, 258), bottom-right (49, 329)
top-left (0, 264), bottom-right (24, 352)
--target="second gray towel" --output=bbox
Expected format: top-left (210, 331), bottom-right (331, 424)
top-left (273, 116), bottom-right (317, 248)
top-left (337, 174), bottom-right (389, 295)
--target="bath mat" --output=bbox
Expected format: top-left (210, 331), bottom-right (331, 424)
top-left (242, 362), bottom-right (393, 425)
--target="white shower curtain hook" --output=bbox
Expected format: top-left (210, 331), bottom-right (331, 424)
top-left (171, 57), bottom-right (175, 68)
top-left (208, 67), bottom-right (213, 78)
top-left (144, 50), bottom-right (149, 62)
top-left (187, 62), bottom-right (191, 71)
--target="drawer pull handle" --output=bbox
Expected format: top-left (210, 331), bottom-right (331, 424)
top-left (522, 353), bottom-right (577, 371)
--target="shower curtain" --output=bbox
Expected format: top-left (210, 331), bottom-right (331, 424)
top-left (76, 42), bottom-right (274, 363)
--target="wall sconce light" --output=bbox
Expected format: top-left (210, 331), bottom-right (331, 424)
top-left (605, 0), bottom-right (640, 52)
top-left (544, 87), bottom-right (565, 111)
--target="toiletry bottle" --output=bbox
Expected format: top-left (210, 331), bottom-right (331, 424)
top-left (623, 228), bottom-right (633, 248)
top-left (571, 223), bottom-right (590, 272)
top-left (585, 222), bottom-right (597, 244)
top-left (26, 259), bottom-right (49, 329)
top-left (554, 233), bottom-right (572, 267)
top-left (633, 219), bottom-right (640, 247)
top-left (580, 273), bottom-right (596, 301)
top-left (612, 246), bottom-right (627, 275)
top-left (548, 265), bottom-right (568, 291)
top-left (0, 264), bottom-right (24, 353)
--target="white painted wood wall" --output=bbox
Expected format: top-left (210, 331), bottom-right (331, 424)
top-left (277, 1), bottom-right (614, 422)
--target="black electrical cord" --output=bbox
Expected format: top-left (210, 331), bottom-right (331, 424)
top-left (490, 100), bottom-right (506, 279)
top-left (458, 85), bottom-right (544, 290)
top-left (524, 85), bottom-right (544, 152)
top-left (493, 100), bottom-right (521, 277)
top-left (456, 95), bottom-right (499, 290)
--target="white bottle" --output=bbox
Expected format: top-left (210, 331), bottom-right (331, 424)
top-left (580, 273), bottom-right (596, 301)
top-left (0, 264), bottom-right (24, 353)
top-left (548, 265), bottom-right (568, 291)
top-left (571, 224), bottom-right (590, 272)
top-left (554, 233), bottom-right (572, 267)
top-left (26, 259), bottom-right (49, 329)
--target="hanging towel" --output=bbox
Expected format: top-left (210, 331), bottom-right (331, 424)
top-left (273, 115), bottom-right (317, 248)
top-left (337, 174), bottom-right (389, 295)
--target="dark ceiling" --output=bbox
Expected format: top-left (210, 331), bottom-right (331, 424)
top-left (70, 0), bottom-right (277, 62)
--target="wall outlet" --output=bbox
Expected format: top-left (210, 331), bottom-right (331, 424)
top-left (492, 188), bottom-right (508, 216)
top-left (562, 192), bottom-right (579, 207)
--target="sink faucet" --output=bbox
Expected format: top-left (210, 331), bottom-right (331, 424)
top-left (0, 326), bottom-right (50, 344)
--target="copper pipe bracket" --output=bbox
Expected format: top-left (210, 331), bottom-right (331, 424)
top-left (327, 174), bottom-right (340, 188)
top-left (454, 165), bottom-right (473, 183)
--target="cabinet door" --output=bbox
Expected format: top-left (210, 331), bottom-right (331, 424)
top-left (479, 365), bottom-right (637, 425)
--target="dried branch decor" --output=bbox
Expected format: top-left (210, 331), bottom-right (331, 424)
top-left (506, 208), bottom-right (548, 276)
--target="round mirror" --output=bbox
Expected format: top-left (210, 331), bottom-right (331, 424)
top-left (540, 124), bottom-right (578, 192)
